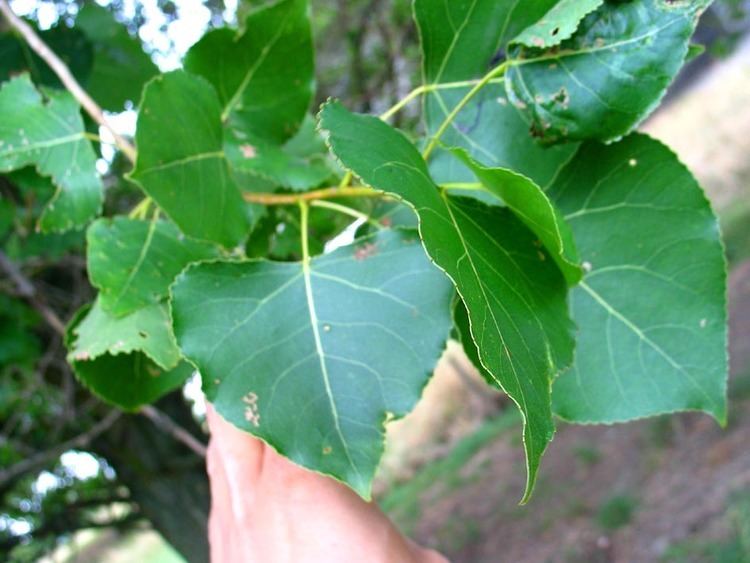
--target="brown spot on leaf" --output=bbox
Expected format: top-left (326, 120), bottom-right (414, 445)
top-left (354, 242), bottom-right (378, 261)
top-left (240, 144), bottom-right (257, 158)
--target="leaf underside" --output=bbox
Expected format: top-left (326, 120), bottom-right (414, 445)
top-left (171, 230), bottom-right (454, 498)
top-left (549, 134), bottom-right (727, 424)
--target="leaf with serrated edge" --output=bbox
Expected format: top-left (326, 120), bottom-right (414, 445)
top-left (67, 300), bottom-right (191, 410)
top-left (511, 0), bottom-right (603, 49)
top-left (548, 134), bottom-right (727, 424)
top-left (449, 147), bottom-right (581, 285)
top-left (129, 71), bottom-right (249, 248)
top-left (0, 75), bottom-right (102, 232)
top-left (505, 0), bottom-right (708, 144)
top-left (171, 230), bottom-right (454, 498)
top-left (414, 0), bottom-right (578, 187)
top-left (87, 217), bottom-right (220, 317)
top-left (320, 101), bottom-right (574, 502)
top-left (185, 0), bottom-right (313, 144)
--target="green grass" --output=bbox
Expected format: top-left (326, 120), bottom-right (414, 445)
top-left (596, 494), bottom-right (638, 531)
top-left (379, 409), bottom-right (520, 534)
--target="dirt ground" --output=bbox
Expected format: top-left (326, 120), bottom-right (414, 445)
top-left (376, 39), bottom-right (750, 563)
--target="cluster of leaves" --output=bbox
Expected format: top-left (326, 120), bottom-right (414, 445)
top-left (0, 0), bottom-right (728, 504)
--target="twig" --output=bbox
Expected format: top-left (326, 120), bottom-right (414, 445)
top-left (243, 185), bottom-right (381, 205)
top-left (140, 405), bottom-right (207, 457)
top-left (1, 250), bottom-right (206, 457)
top-left (0, 410), bottom-right (122, 487)
top-left (0, 0), bottom-right (137, 163)
top-left (0, 249), bottom-right (67, 335)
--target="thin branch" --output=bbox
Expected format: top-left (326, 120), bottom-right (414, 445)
top-left (0, 0), bottom-right (137, 163)
top-left (0, 249), bottom-right (66, 335)
top-left (243, 186), bottom-right (382, 205)
top-left (1, 250), bottom-right (206, 458)
top-left (140, 405), bottom-right (207, 458)
top-left (0, 410), bottom-right (122, 487)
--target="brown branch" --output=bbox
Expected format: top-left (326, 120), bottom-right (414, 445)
top-left (140, 405), bottom-right (207, 458)
top-left (243, 186), bottom-right (382, 205)
top-left (0, 249), bottom-right (67, 335)
top-left (0, 0), bottom-right (137, 163)
top-left (0, 250), bottom-right (206, 457)
top-left (0, 410), bottom-right (122, 487)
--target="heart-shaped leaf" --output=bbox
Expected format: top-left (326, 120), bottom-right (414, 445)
top-left (171, 229), bottom-right (454, 498)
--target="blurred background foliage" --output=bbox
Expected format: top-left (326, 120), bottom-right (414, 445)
top-left (0, 1), bottom-right (749, 562)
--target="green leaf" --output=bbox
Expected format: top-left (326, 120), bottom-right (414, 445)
top-left (129, 71), bottom-right (250, 248)
top-left (449, 147), bottom-right (581, 285)
top-left (0, 75), bottom-right (102, 232)
top-left (548, 134), bottom-right (727, 424)
top-left (0, 24), bottom-right (93, 89)
top-left (511, 0), bottom-right (603, 49)
top-left (505, 0), bottom-right (709, 144)
top-left (67, 300), bottom-right (191, 410)
top-left (414, 0), bottom-right (578, 187)
top-left (75, 4), bottom-right (159, 112)
top-left (87, 216), bottom-right (220, 317)
top-left (185, 0), bottom-right (314, 144)
top-left (320, 101), bottom-right (574, 501)
top-left (171, 230), bottom-right (454, 498)
top-left (452, 298), bottom-right (492, 386)
top-left (225, 116), bottom-right (335, 192)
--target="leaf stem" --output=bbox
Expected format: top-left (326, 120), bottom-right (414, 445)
top-left (243, 186), bottom-right (382, 205)
top-left (128, 197), bottom-right (152, 219)
top-left (299, 201), bottom-right (311, 264)
top-left (378, 77), bottom-right (506, 121)
top-left (310, 200), bottom-right (382, 228)
top-left (422, 61), bottom-right (511, 160)
top-left (0, 0), bottom-right (137, 163)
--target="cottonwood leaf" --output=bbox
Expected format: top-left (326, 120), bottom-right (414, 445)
top-left (0, 75), bottom-right (102, 232)
top-left (129, 71), bottom-right (249, 248)
top-left (225, 116), bottom-right (335, 192)
top-left (87, 216), bottom-right (220, 317)
top-left (67, 300), bottom-right (191, 410)
top-left (505, 0), bottom-right (710, 144)
top-left (449, 148), bottom-right (581, 285)
top-left (320, 101), bottom-right (574, 501)
top-left (76, 4), bottom-right (159, 112)
top-left (0, 24), bottom-right (93, 89)
top-left (548, 134), bottom-right (727, 424)
top-left (511, 0), bottom-right (603, 49)
top-left (185, 0), bottom-right (314, 144)
top-left (171, 230), bottom-right (454, 498)
top-left (414, 0), bottom-right (578, 187)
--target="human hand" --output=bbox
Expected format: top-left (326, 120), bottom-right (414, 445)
top-left (206, 405), bottom-right (447, 563)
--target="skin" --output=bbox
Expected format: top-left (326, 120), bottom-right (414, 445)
top-left (206, 405), bottom-right (448, 563)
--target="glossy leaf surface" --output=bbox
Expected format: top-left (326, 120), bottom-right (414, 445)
top-left (130, 71), bottom-right (249, 247)
top-left (320, 101), bottom-right (574, 500)
top-left (414, 0), bottom-right (577, 187)
top-left (450, 148), bottom-right (581, 284)
top-left (506, 0), bottom-right (709, 144)
top-left (185, 0), bottom-right (314, 144)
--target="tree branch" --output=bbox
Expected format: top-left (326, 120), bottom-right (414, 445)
top-left (0, 250), bottom-right (206, 457)
top-left (0, 410), bottom-right (122, 488)
top-left (0, 249), bottom-right (67, 335)
top-left (0, 0), bottom-right (137, 163)
top-left (140, 406), bottom-right (207, 457)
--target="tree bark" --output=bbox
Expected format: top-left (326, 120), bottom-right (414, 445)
top-left (92, 395), bottom-right (210, 563)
